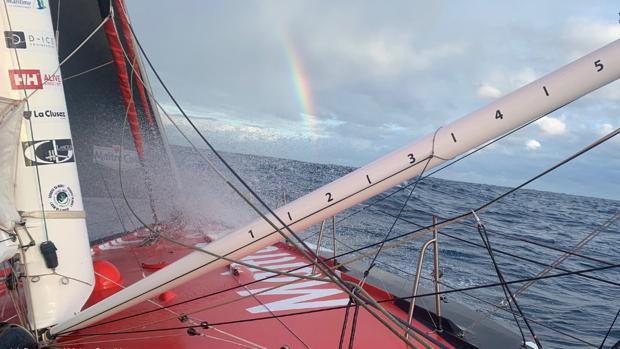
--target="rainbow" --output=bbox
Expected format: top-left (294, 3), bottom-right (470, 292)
top-left (283, 33), bottom-right (319, 140)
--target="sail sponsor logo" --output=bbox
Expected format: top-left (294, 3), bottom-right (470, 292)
top-left (5, 0), bottom-right (45, 9)
top-left (9, 69), bottom-right (42, 89)
top-left (3, 31), bottom-right (55, 49)
top-left (43, 72), bottom-right (62, 86)
top-left (4, 31), bottom-right (26, 49)
top-left (24, 109), bottom-right (67, 119)
top-left (22, 139), bottom-right (74, 166)
top-left (48, 184), bottom-right (74, 211)
top-left (93, 145), bottom-right (140, 169)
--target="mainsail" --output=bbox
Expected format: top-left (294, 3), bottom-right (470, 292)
top-left (0, 0), bottom-right (94, 329)
top-left (0, 97), bottom-right (22, 262)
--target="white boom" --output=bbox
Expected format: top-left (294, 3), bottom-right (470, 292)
top-left (51, 38), bottom-right (620, 334)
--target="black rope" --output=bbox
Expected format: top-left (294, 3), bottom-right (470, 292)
top-left (338, 298), bottom-right (353, 349)
top-left (371, 207), bottom-right (620, 288)
top-left (361, 155), bottom-right (432, 281)
top-left (348, 299), bottom-right (361, 349)
top-left (70, 126), bottom-right (618, 334)
top-left (475, 215), bottom-right (541, 348)
top-left (599, 307), bottom-right (620, 349)
top-left (57, 261), bottom-right (620, 338)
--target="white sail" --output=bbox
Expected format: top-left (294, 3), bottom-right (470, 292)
top-left (0, 97), bottom-right (23, 262)
top-left (51, 37), bottom-right (620, 334)
top-left (0, 1), bottom-right (94, 329)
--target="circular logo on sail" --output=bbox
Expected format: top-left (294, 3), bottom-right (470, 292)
top-left (48, 184), bottom-right (74, 211)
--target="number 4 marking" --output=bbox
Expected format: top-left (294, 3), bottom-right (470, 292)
top-left (495, 110), bottom-right (503, 119)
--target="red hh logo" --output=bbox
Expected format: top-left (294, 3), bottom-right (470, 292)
top-left (9, 69), bottom-right (42, 90)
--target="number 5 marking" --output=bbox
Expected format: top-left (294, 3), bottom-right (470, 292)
top-left (595, 60), bottom-right (604, 72)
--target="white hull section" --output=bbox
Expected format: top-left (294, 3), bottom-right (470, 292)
top-left (52, 38), bottom-right (620, 334)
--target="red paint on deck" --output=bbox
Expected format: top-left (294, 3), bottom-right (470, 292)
top-left (1, 225), bottom-right (458, 348)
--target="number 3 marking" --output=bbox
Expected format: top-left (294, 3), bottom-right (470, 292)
top-left (407, 153), bottom-right (416, 164)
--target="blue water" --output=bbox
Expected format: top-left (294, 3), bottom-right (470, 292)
top-left (173, 146), bottom-right (620, 349)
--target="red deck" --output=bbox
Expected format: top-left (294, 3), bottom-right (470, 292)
top-left (2, 225), bottom-right (459, 348)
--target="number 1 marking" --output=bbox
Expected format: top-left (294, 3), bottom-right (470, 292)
top-left (451, 132), bottom-right (457, 143)
top-left (287, 212), bottom-right (292, 220)
top-left (543, 86), bottom-right (549, 96)
top-left (248, 230), bottom-right (254, 238)
top-left (366, 174), bottom-right (372, 184)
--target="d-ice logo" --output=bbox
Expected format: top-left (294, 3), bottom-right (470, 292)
top-left (4, 31), bottom-right (26, 49)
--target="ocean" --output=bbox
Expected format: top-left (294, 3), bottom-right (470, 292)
top-left (92, 145), bottom-right (620, 349)
top-left (180, 145), bottom-right (620, 349)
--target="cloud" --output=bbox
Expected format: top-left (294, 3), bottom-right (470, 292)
top-left (599, 123), bottom-right (614, 134)
top-left (477, 84), bottom-right (501, 98)
top-left (562, 18), bottom-right (620, 58)
top-left (526, 139), bottom-right (541, 150)
top-left (535, 115), bottom-right (567, 136)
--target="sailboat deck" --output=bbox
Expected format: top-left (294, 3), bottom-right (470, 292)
top-left (2, 225), bottom-right (465, 348)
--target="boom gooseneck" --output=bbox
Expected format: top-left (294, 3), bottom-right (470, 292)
top-left (51, 38), bottom-right (620, 335)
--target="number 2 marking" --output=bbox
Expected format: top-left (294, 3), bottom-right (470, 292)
top-left (325, 192), bottom-right (333, 202)
top-left (595, 59), bottom-right (604, 72)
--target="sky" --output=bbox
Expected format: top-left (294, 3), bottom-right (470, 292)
top-left (126, 1), bottom-right (620, 200)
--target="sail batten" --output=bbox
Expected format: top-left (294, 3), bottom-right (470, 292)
top-left (51, 37), bottom-right (620, 335)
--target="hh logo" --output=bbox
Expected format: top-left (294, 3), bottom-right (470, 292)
top-left (9, 69), bottom-right (42, 90)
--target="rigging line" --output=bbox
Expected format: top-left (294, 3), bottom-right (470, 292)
top-left (2, 6), bottom-right (49, 242)
top-left (62, 60), bottom-right (114, 81)
top-left (473, 213), bottom-right (535, 347)
top-left (599, 307), bottom-right (620, 349)
top-left (80, 42), bottom-right (294, 349)
top-left (302, 217), bottom-right (607, 348)
top-left (236, 278), bottom-right (311, 349)
top-left (121, 21), bottom-right (423, 346)
top-left (97, 169), bottom-right (128, 232)
top-left (54, 0), bottom-right (60, 53)
top-left (318, 115), bottom-right (550, 238)
top-left (23, 13), bottom-right (111, 102)
top-left (348, 297), bottom-right (361, 349)
top-left (337, 242), bottom-right (600, 348)
top-left (71, 121), bottom-right (618, 333)
top-left (85, 271), bottom-right (267, 349)
top-left (370, 207), bottom-right (620, 288)
top-left (360, 151), bottom-right (433, 286)
top-left (57, 260), bottom-right (620, 338)
top-left (465, 210), bottom-right (620, 332)
top-left (73, 188), bottom-right (615, 336)
top-left (124, 23), bottom-right (404, 331)
top-left (338, 299), bottom-right (353, 349)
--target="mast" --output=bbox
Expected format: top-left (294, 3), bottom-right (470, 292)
top-left (51, 38), bottom-right (620, 334)
top-left (0, 0), bottom-right (94, 330)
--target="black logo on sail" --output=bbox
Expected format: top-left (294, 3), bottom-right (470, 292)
top-left (4, 31), bottom-right (26, 49)
top-left (22, 139), bottom-right (75, 166)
